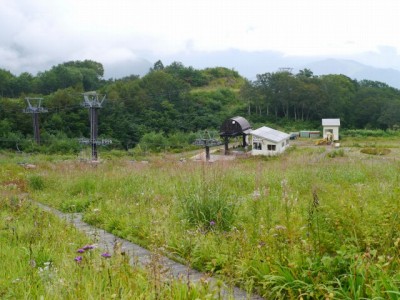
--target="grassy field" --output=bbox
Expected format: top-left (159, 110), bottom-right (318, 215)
top-left (2, 137), bottom-right (400, 299)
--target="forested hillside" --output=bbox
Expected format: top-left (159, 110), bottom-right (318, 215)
top-left (0, 59), bottom-right (399, 152)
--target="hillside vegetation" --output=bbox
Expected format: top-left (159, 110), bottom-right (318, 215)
top-left (0, 60), bottom-right (400, 153)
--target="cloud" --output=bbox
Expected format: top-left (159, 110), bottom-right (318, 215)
top-left (0, 0), bottom-right (400, 78)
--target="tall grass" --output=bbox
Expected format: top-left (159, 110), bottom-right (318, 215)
top-left (0, 179), bottom-right (218, 299)
top-left (12, 137), bottom-right (400, 298)
top-left (176, 175), bottom-right (238, 231)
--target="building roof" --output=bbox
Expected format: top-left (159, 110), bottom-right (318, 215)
top-left (220, 116), bottom-right (252, 137)
top-left (322, 118), bottom-right (341, 126)
top-left (250, 126), bottom-right (290, 143)
top-left (231, 116), bottom-right (251, 129)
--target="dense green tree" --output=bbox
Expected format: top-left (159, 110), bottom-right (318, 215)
top-left (296, 68), bottom-right (314, 78)
top-left (151, 60), bottom-right (164, 71)
top-left (294, 72), bottom-right (322, 121)
top-left (164, 61), bottom-right (209, 87)
top-left (378, 100), bottom-right (400, 129)
top-left (239, 79), bottom-right (256, 116)
top-left (0, 69), bottom-right (15, 97)
top-left (63, 60), bottom-right (104, 77)
top-left (12, 72), bottom-right (35, 96)
top-left (36, 60), bottom-right (104, 94)
top-left (253, 71), bottom-right (298, 119)
top-left (0, 98), bottom-right (26, 130)
top-left (318, 74), bottom-right (356, 124)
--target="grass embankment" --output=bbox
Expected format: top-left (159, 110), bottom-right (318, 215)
top-left (4, 137), bottom-right (400, 299)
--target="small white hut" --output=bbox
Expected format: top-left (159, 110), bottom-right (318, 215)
top-left (322, 119), bottom-right (340, 140)
top-left (251, 126), bottom-right (290, 156)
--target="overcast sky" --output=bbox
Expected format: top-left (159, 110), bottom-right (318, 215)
top-left (1, 0), bottom-right (400, 78)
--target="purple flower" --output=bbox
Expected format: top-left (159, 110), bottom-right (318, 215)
top-left (77, 248), bottom-right (85, 253)
top-left (101, 252), bottom-right (111, 258)
top-left (74, 256), bottom-right (83, 262)
top-left (83, 244), bottom-right (94, 250)
top-left (209, 220), bottom-right (216, 226)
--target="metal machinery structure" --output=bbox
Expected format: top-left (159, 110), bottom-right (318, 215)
top-left (193, 130), bottom-right (222, 161)
top-left (278, 67), bottom-right (293, 73)
top-left (23, 97), bottom-right (48, 145)
top-left (80, 91), bottom-right (111, 161)
top-left (219, 116), bottom-right (252, 155)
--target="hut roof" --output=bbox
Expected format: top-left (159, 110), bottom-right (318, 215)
top-left (322, 118), bottom-right (340, 126)
top-left (220, 116), bottom-right (251, 137)
top-left (251, 126), bottom-right (290, 143)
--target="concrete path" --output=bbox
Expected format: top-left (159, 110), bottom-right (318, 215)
top-left (35, 202), bottom-right (263, 300)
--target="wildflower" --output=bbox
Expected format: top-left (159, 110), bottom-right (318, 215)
top-left (257, 241), bottom-right (266, 248)
top-left (252, 189), bottom-right (261, 199)
top-left (82, 244), bottom-right (94, 250)
top-left (274, 225), bottom-right (287, 231)
top-left (101, 252), bottom-right (111, 258)
top-left (74, 256), bottom-right (83, 262)
top-left (77, 248), bottom-right (85, 253)
top-left (209, 220), bottom-right (216, 226)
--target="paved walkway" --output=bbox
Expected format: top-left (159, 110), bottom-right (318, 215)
top-left (35, 202), bottom-right (263, 300)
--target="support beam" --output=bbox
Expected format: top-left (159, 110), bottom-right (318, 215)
top-left (23, 97), bottom-right (48, 145)
top-left (224, 136), bottom-right (229, 155)
top-left (80, 92), bottom-right (111, 162)
top-left (89, 106), bottom-right (99, 160)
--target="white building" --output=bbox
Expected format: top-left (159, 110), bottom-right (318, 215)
top-left (251, 126), bottom-right (290, 156)
top-left (322, 119), bottom-right (340, 140)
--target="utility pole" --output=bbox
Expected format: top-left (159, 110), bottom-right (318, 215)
top-left (193, 130), bottom-right (222, 161)
top-left (80, 91), bottom-right (111, 161)
top-left (23, 97), bottom-right (48, 145)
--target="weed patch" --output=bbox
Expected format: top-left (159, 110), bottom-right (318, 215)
top-left (27, 175), bottom-right (45, 191)
top-left (360, 148), bottom-right (391, 155)
top-left (177, 183), bottom-right (238, 231)
top-left (327, 149), bottom-right (345, 158)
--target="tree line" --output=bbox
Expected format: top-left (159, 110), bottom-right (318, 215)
top-left (242, 69), bottom-right (400, 129)
top-left (0, 59), bottom-right (399, 152)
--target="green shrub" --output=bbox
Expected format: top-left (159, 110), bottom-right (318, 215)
top-left (177, 184), bottom-right (237, 231)
top-left (28, 175), bottom-right (45, 191)
top-left (360, 148), bottom-right (391, 155)
top-left (46, 138), bottom-right (81, 154)
top-left (68, 178), bottom-right (96, 196)
top-left (136, 131), bottom-right (198, 153)
top-left (137, 131), bottom-right (168, 153)
top-left (327, 149), bottom-right (345, 158)
top-left (343, 129), bottom-right (400, 138)
top-left (60, 197), bottom-right (91, 212)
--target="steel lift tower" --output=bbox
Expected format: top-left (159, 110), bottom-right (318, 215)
top-left (23, 97), bottom-right (48, 145)
top-left (80, 91), bottom-right (111, 161)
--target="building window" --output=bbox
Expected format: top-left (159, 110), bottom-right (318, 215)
top-left (253, 142), bottom-right (262, 150)
top-left (267, 144), bottom-right (276, 151)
